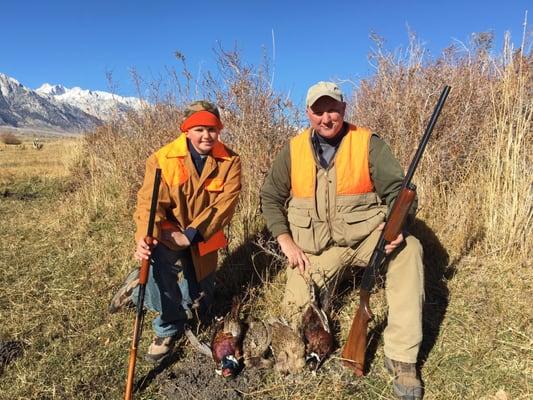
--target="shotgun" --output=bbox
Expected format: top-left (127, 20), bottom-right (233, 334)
top-left (124, 168), bottom-right (161, 400)
top-left (341, 86), bottom-right (451, 376)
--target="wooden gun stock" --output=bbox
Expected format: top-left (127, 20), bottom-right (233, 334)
top-left (341, 186), bottom-right (416, 375)
top-left (124, 169), bottom-right (161, 400)
top-left (341, 289), bottom-right (371, 376)
top-left (341, 86), bottom-right (451, 376)
top-left (383, 186), bottom-right (416, 242)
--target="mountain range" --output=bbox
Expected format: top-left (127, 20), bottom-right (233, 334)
top-left (0, 73), bottom-right (143, 133)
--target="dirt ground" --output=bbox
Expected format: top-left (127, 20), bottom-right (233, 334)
top-left (151, 343), bottom-right (363, 400)
top-left (155, 351), bottom-right (267, 400)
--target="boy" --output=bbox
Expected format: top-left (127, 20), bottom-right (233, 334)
top-left (110, 101), bottom-right (241, 362)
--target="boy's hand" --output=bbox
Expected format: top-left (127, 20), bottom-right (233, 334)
top-left (170, 231), bottom-right (191, 248)
top-left (135, 237), bottom-right (158, 261)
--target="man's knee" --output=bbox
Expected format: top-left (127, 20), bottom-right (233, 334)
top-left (283, 270), bottom-right (309, 310)
top-left (386, 235), bottom-right (424, 294)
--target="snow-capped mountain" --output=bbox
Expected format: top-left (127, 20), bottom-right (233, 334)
top-left (0, 73), bottom-right (143, 132)
top-left (36, 83), bottom-right (143, 121)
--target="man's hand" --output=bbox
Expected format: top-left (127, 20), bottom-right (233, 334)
top-left (135, 237), bottom-right (158, 261)
top-left (277, 233), bottom-right (311, 273)
top-left (377, 222), bottom-right (404, 254)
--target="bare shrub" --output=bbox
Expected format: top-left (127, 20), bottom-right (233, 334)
top-left (32, 138), bottom-right (43, 150)
top-left (349, 31), bottom-right (532, 259)
top-left (202, 45), bottom-right (301, 238)
top-left (0, 132), bottom-right (22, 145)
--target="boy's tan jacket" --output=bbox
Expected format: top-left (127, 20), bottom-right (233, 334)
top-left (134, 134), bottom-right (241, 281)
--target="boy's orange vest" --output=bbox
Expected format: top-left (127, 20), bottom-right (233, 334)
top-left (154, 134), bottom-right (228, 257)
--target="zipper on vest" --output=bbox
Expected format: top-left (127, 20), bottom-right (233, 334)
top-left (323, 169), bottom-right (334, 239)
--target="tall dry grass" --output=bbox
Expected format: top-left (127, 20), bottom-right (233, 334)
top-left (484, 34), bottom-right (532, 257)
top-left (82, 32), bottom-right (532, 264)
top-left (350, 31), bottom-right (532, 261)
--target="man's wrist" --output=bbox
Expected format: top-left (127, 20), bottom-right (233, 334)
top-left (276, 232), bottom-right (293, 245)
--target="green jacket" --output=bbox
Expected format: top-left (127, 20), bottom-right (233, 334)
top-left (260, 125), bottom-right (416, 250)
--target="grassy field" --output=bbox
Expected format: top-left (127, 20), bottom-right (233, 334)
top-left (0, 33), bottom-right (531, 399)
top-left (0, 135), bottom-right (530, 399)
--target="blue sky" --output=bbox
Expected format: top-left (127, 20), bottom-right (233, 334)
top-left (0, 1), bottom-right (530, 106)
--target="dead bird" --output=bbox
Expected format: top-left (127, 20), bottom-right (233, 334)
top-left (185, 297), bottom-right (244, 378)
top-left (268, 318), bottom-right (305, 374)
top-left (242, 318), bottom-right (274, 369)
top-left (301, 279), bottom-right (335, 371)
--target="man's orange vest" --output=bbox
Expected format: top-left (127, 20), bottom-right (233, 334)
top-left (290, 125), bottom-right (374, 198)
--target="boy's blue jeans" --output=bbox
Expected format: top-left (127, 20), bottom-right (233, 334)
top-left (132, 244), bottom-right (214, 338)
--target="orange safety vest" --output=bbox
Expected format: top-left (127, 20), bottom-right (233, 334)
top-left (154, 134), bottom-right (228, 256)
top-left (290, 124), bottom-right (374, 198)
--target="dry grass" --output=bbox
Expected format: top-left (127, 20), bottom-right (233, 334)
top-left (0, 30), bottom-right (531, 400)
top-left (0, 138), bottom-right (80, 180)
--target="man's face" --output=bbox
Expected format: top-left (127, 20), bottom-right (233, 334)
top-left (306, 96), bottom-right (346, 139)
top-left (185, 125), bottom-right (220, 154)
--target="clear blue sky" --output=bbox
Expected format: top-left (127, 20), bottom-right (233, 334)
top-left (1, 0), bottom-right (529, 106)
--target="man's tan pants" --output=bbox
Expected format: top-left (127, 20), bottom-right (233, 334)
top-left (283, 229), bottom-right (424, 363)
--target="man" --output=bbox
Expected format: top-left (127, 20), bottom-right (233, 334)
top-left (260, 82), bottom-right (424, 399)
top-left (109, 101), bottom-right (241, 363)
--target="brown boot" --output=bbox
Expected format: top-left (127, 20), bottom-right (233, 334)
top-left (108, 268), bottom-right (139, 314)
top-left (384, 356), bottom-right (423, 399)
top-left (144, 336), bottom-right (176, 363)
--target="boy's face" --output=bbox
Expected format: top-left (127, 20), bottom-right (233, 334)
top-left (186, 125), bottom-right (220, 154)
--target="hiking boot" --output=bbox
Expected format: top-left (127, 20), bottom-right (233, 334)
top-left (108, 268), bottom-right (139, 314)
top-left (384, 356), bottom-right (423, 399)
top-left (144, 336), bottom-right (176, 363)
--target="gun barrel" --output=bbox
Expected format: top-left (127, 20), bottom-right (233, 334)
top-left (146, 169), bottom-right (162, 237)
top-left (124, 168), bottom-right (161, 400)
top-left (404, 86), bottom-right (451, 186)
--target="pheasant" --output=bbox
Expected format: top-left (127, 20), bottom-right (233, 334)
top-left (185, 297), bottom-right (244, 378)
top-left (268, 318), bottom-right (306, 374)
top-left (301, 279), bottom-right (335, 371)
top-left (242, 318), bottom-right (274, 369)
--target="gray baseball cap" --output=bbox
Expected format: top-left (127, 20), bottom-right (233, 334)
top-left (306, 81), bottom-right (344, 107)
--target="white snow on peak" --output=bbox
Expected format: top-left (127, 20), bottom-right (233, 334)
top-left (0, 73), bottom-right (21, 86)
top-left (35, 82), bottom-right (144, 121)
top-left (0, 73), bottom-right (25, 96)
top-left (0, 72), bottom-right (145, 131)
top-left (36, 83), bottom-right (67, 96)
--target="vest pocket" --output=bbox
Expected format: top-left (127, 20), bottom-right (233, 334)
top-left (287, 211), bottom-right (317, 254)
top-left (204, 178), bottom-right (224, 192)
top-left (288, 213), bottom-right (311, 228)
top-left (338, 208), bottom-right (385, 246)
